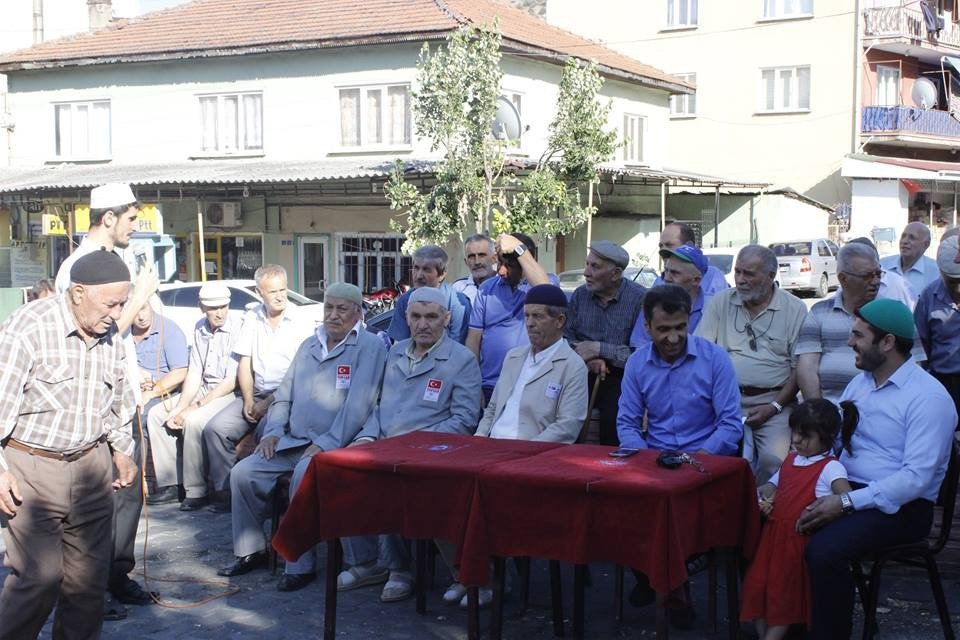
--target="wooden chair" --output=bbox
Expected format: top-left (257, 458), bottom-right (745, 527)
top-left (852, 439), bottom-right (960, 640)
top-left (267, 472), bottom-right (293, 574)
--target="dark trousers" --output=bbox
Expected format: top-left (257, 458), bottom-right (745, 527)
top-left (589, 369), bottom-right (623, 446)
top-left (932, 372), bottom-right (960, 425)
top-left (109, 406), bottom-right (148, 588)
top-left (805, 498), bottom-right (934, 640)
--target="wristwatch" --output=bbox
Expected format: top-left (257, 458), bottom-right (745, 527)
top-left (769, 400), bottom-right (784, 414)
top-left (513, 243), bottom-right (527, 257)
top-left (839, 492), bottom-right (855, 515)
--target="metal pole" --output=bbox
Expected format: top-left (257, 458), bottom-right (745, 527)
top-left (714, 185), bottom-right (720, 248)
top-left (586, 180), bottom-right (594, 248)
top-left (197, 200), bottom-right (207, 282)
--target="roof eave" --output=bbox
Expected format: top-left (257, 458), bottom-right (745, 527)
top-left (0, 32), bottom-right (691, 93)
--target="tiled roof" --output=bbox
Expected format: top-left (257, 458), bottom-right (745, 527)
top-left (0, 0), bottom-right (690, 92)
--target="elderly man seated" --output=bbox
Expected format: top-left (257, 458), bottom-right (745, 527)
top-left (337, 287), bottom-right (482, 603)
top-left (216, 283), bottom-right (387, 592)
top-left (476, 284), bottom-right (588, 443)
top-left (618, 284), bottom-right (743, 628)
top-left (146, 283), bottom-right (242, 510)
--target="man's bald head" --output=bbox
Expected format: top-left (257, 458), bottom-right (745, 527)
top-left (899, 222), bottom-right (932, 266)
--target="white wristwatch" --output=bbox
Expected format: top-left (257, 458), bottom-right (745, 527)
top-left (769, 400), bottom-right (784, 414)
top-left (839, 492), bottom-right (855, 514)
top-left (514, 243), bottom-right (527, 257)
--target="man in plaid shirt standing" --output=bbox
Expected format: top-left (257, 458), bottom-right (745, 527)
top-left (0, 250), bottom-right (139, 640)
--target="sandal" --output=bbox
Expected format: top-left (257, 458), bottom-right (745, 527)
top-left (380, 571), bottom-right (414, 603)
top-left (337, 563), bottom-right (389, 592)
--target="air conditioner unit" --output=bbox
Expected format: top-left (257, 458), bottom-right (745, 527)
top-left (204, 201), bottom-right (242, 228)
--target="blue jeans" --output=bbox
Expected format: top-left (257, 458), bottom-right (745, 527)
top-left (804, 498), bottom-right (933, 639)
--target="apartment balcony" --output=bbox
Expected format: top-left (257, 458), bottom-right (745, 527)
top-left (862, 105), bottom-right (960, 149)
top-left (863, 6), bottom-right (960, 63)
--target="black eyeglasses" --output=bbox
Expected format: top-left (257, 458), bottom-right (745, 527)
top-left (745, 323), bottom-right (758, 351)
top-left (842, 269), bottom-right (883, 281)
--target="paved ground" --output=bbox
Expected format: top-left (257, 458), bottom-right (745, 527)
top-left (2, 497), bottom-right (958, 639)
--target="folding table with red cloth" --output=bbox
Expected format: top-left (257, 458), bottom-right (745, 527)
top-left (272, 432), bottom-right (761, 640)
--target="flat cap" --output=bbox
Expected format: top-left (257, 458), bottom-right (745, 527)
top-left (409, 286), bottom-right (449, 309)
top-left (70, 249), bottom-right (130, 286)
top-left (525, 284), bottom-right (568, 308)
top-left (90, 183), bottom-right (137, 211)
top-left (199, 283), bottom-right (231, 307)
top-left (589, 241), bottom-right (630, 269)
top-left (324, 282), bottom-right (363, 307)
top-left (857, 298), bottom-right (915, 340)
top-left (937, 236), bottom-right (960, 277)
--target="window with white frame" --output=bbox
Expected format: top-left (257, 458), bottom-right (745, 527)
top-left (876, 65), bottom-right (901, 106)
top-left (198, 92), bottom-right (263, 155)
top-left (338, 234), bottom-right (412, 292)
top-left (54, 100), bottom-right (111, 159)
top-left (759, 65), bottom-right (811, 112)
top-left (667, 0), bottom-right (698, 26)
top-left (670, 73), bottom-right (697, 116)
top-left (339, 84), bottom-right (411, 148)
top-left (622, 114), bottom-right (645, 164)
top-left (762, 0), bottom-right (812, 19)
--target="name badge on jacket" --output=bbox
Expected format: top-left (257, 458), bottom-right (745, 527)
top-left (336, 365), bottom-right (351, 390)
top-left (545, 382), bottom-right (563, 399)
top-left (423, 378), bottom-right (443, 402)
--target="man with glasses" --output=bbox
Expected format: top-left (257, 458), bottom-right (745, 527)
top-left (915, 235), bottom-right (960, 417)
top-left (797, 243), bottom-right (883, 404)
top-left (696, 245), bottom-right (807, 484)
top-left (881, 222), bottom-right (940, 299)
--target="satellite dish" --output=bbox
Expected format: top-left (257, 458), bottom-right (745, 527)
top-left (912, 77), bottom-right (938, 110)
top-left (491, 96), bottom-right (522, 141)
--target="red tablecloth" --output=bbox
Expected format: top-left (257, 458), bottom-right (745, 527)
top-left (459, 444), bottom-right (761, 593)
top-left (272, 432), bottom-right (561, 563)
top-left (272, 433), bottom-right (760, 594)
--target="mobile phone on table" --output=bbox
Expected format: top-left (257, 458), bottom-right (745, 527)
top-left (608, 447), bottom-right (640, 458)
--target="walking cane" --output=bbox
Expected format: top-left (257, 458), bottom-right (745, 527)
top-left (577, 374), bottom-right (604, 444)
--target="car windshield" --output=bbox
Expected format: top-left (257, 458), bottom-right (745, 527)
top-left (706, 255), bottom-right (733, 274)
top-left (244, 286), bottom-right (318, 305)
top-left (558, 271), bottom-right (585, 284)
top-left (770, 242), bottom-right (812, 257)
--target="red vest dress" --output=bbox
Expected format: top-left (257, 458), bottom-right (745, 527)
top-left (740, 451), bottom-right (834, 627)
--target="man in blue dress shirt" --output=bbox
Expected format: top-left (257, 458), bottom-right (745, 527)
top-left (880, 222), bottom-right (940, 299)
top-left (387, 245), bottom-right (471, 344)
top-left (617, 284), bottom-right (743, 628)
top-left (799, 298), bottom-right (957, 640)
top-left (915, 235), bottom-right (960, 417)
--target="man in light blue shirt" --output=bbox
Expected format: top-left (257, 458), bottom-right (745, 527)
top-left (915, 235), bottom-right (960, 417)
top-left (630, 244), bottom-right (713, 349)
top-left (618, 284), bottom-right (743, 455)
top-left (880, 222), bottom-right (940, 298)
top-left (387, 244), bottom-right (471, 344)
top-left (656, 222), bottom-right (729, 296)
top-left (466, 233), bottom-right (558, 400)
top-left (799, 298), bottom-right (957, 639)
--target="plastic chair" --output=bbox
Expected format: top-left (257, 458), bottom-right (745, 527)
top-left (852, 439), bottom-right (959, 640)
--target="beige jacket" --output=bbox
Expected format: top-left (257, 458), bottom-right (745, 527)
top-left (475, 339), bottom-right (589, 443)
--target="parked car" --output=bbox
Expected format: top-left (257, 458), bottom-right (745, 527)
top-left (701, 246), bottom-right (742, 288)
top-left (557, 266), bottom-right (658, 295)
top-left (157, 279), bottom-right (324, 337)
top-left (768, 239), bottom-right (839, 298)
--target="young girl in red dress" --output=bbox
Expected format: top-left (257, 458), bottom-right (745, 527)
top-left (740, 398), bottom-right (859, 640)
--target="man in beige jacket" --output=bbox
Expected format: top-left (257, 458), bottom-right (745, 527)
top-left (476, 284), bottom-right (588, 443)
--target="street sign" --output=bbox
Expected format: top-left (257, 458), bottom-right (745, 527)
top-left (73, 203), bottom-right (163, 235)
top-left (41, 213), bottom-right (67, 236)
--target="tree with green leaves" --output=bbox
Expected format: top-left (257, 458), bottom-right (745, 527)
top-left (384, 25), bottom-right (617, 251)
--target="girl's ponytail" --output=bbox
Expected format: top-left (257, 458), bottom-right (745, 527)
top-left (839, 400), bottom-right (859, 455)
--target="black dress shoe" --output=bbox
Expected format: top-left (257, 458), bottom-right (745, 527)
top-left (628, 571), bottom-right (656, 608)
top-left (277, 572), bottom-right (316, 592)
top-left (207, 491), bottom-right (231, 513)
top-left (217, 553), bottom-right (266, 577)
top-left (667, 602), bottom-right (697, 631)
top-left (109, 577), bottom-right (158, 606)
top-left (146, 486), bottom-right (179, 506)
top-left (179, 496), bottom-right (209, 511)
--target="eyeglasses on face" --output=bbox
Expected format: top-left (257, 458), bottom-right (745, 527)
top-left (842, 269), bottom-right (883, 281)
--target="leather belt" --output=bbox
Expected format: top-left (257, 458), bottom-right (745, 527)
top-left (739, 385), bottom-right (782, 397)
top-left (6, 435), bottom-right (107, 462)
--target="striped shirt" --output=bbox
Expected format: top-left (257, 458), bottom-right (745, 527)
top-left (190, 314), bottom-right (242, 396)
top-left (795, 292), bottom-right (927, 403)
top-left (0, 295), bottom-right (136, 470)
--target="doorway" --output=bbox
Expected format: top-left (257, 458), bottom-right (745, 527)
top-left (298, 236), bottom-right (328, 302)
